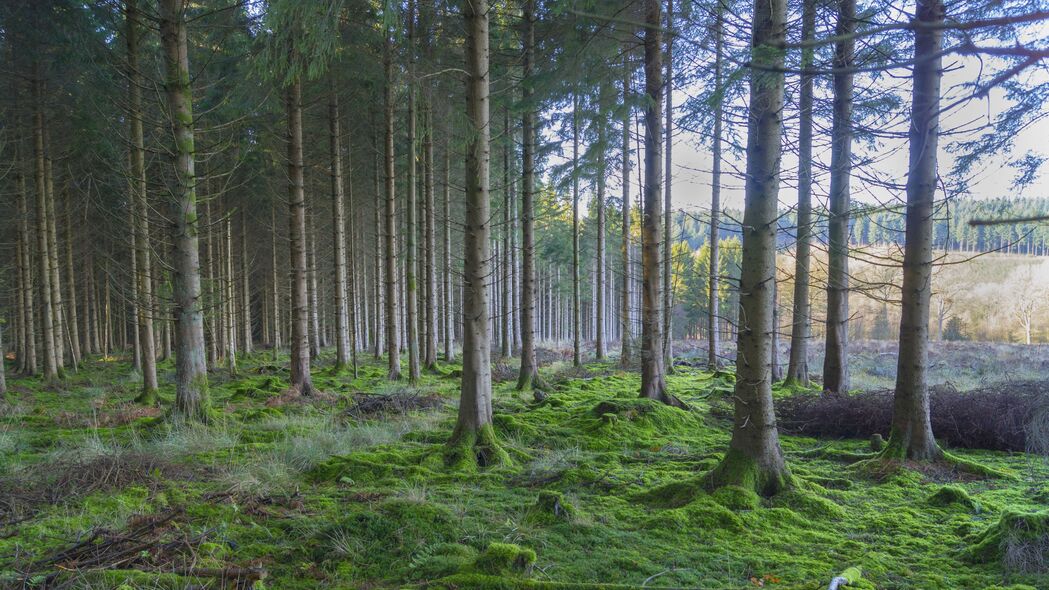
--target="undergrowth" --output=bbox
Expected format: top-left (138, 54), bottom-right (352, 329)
top-left (0, 350), bottom-right (1046, 589)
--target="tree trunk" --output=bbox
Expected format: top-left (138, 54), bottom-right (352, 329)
top-left (225, 211), bottom-right (238, 376)
top-left (517, 1), bottom-right (538, 387)
top-left (16, 160), bottom-right (37, 375)
top-left (63, 192), bottom-right (81, 367)
top-left (822, 0), bottom-right (856, 395)
top-left (595, 84), bottom-right (609, 360)
top-left (448, 0), bottom-right (506, 468)
top-left (708, 3), bottom-right (723, 372)
top-left (270, 204), bottom-right (282, 355)
top-left (129, 181), bottom-right (142, 373)
top-left (127, 0), bottom-right (157, 400)
top-left (620, 56), bottom-right (633, 367)
top-left (240, 209), bottom-right (252, 355)
top-left (501, 107), bottom-right (512, 360)
top-left (886, 0), bottom-right (944, 462)
top-left (662, 0), bottom-right (674, 370)
top-left (307, 212), bottom-right (321, 359)
top-left (424, 94), bottom-right (438, 370)
top-left (707, 0), bottom-right (791, 496)
top-left (31, 71), bottom-right (59, 382)
top-left (383, 34), bottom-right (402, 380)
top-left (785, 0), bottom-right (815, 386)
top-left (373, 147), bottom-right (384, 358)
top-left (443, 139), bottom-right (455, 363)
top-left (159, 0), bottom-right (209, 419)
top-left (405, 0), bottom-right (420, 384)
top-left (639, 0), bottom-right (680, 407)
top-left (286, 77), bottom-right (314, 395)
top-left (571, 95), bottom-right (581, 367)
top-left (329, 88), bottom-right (351, 370)
top-left (43, 130), bottom-right (65, 371)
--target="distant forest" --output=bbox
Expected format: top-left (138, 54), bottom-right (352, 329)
top-left (673, 196), bottom-right (1049, 255)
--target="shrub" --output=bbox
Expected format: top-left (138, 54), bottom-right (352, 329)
top-left (777, 381), bottom-right (1049, 453)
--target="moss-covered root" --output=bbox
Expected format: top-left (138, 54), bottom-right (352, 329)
top-left (472, 543), bottom-right (537, 576)
top-left (855, 438), bottom-right (1015, 480)
top-left (703, 447), bottom-right (793, 498)
top-left (967, 509), bottom-right (1049, 573)
top-left (134, 387), bottom-right (158, 406)
top-left (828, 566), bottom-right (873, 590)
top-left (443, 423), bottom-right (511, 471)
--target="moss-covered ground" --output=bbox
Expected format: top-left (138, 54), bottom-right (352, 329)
top-left (0, 351), bottom-right (1046, 589)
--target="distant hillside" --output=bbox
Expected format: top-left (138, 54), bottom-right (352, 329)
top-left (674, 196), bottom-right (1049, 256)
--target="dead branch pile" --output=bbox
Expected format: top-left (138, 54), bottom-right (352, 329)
top-left (0, 453), bottom-right (195, 527)
top-left (777, 380), bottom-right (1049, 453)
top-left (347, 390), bottom-right (444, 419)
top-left (14, 508), bottom-right (265, 589)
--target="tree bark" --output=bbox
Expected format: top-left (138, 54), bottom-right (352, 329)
top-left (501, 107), bottom-right (512, 360)
top-left (639, 0), bottom-right (680, 407)
top-left (448, 0), bottom-right (506, 468)
top-left (886, 0), bottom-right (944, 462)
top-left (63, 192), bottom-right (81, 367)
top-left (159, 0), bottom-right (209, 419)
top-left (516, 2), bottom-right (538, 387)
top-left (240, 208), bottom-right (252, 355)
top-left (571, 95), bottom-right (581, 367)
top-left (16, 158), bottom-right (37, 375)
top-left (620, 56), bottom-right (633, 367)
top-left (307, 212), bottom-right (321, 359)
top-left (329, 88), bottom-right (351, 370)
top-left (225, 210), bottom-right (238, 376)
top-left (707, 0), bottom-right (791, 496)
top-left (662, 0), bottom-right (674, 370)
top-left (405, 0), bottom-right (420, 384)
top-left (31, 71), bottom-right (59, 382)
top-left (424, 93), bottom-right (438, 370)
top-left (127, 0), bottom-right (157, 400)
top-left (383, 33), bottom-right (401, 380)
top-left (286, 77), bottom-right (313, 396)
top-left (443, 139), bottom-right (455, 363)
top-left (786, 0), bottom-right (815, 386)
top-left (596, 82), bottom-right (610, 361)
top-left (822, 0), bottom-right (856, 395)
top-left (708, 3), bottom-right (724, 372)
top-left (270, 204), bottom-right (282, 355)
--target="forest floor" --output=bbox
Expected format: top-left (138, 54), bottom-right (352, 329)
top-left (0, 345), bottom-right (1047, 589)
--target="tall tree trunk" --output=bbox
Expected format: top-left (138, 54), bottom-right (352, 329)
top-left (405, 0), bottom-right (420, 384)
top-left (516, 1), bottom-right (541, 386)
top-left (822, 0), bottom-right (856, 395)
top-left (708, 3), bottom-right (723, 372)
top-left (424, 94), bottom-right (438, 370)
top-left (571, 95), bottom-right (581, 367)
top-left (886, 0), bottom-right (943, 461)
top-left (205, 199), bottom-right (218, 365)
top-left (662, 0), bottom-right (674, 370)
top-left (128, 0), bottom-right (157, 400)
top-left (620, 56), bottom-right (633, 367)
top-left (129, 183), bottom-right (142, 373)
top-left (596, 83), bottom-right (610, 360)
top-left (17, 160), bottom-right (38, 375)
top-left (443, 139), bottom-right (455, 363)
top-left (225, 211), bottom-right (238, 376)
top-left (639, 0), bottom-right (680, 407)
top-left (347, 144), bottom-right (360, 378)
top-left (270, 204), bottom-right (282, 355)
top-left (786, 0), bottom-right (815, 386)
top-left (159, 0), bottom-right (208, 418)
top-left (44, 131), bottom-right (65, 370)
top-left (240, 209), bottom-right (252, 355)
top-left (707, 0), bottom-right (791, 496)
top-left (307, 212), bottom-right (321, 359)
top-left (63, 193), bottom-right (81, 367)
top-left (373, 147), bottom-right (384, 358)
top-left (286, 77), bottom-right (314, 395)
top-left (31, 71), bottom-right (59, 382)
top-left (448, 0), bottom-right (506, 468)
top-left (501, 107), bottom-right (512, 360)
top-left (383, 34), bottom-right (401, 380)
top-left (330, 88), bottom-right (351, 370)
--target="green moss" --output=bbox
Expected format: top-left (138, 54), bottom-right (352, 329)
top-left (928, 485), bottom-right (981, 513)
top-left (472, 543), bottom-right (537, 576)
top-left (443, 423), bottom-right (511, 471)
top-left (527, 490), bottom-right (578, 523)
top-left (409, 543), bottom-right (479, 580)
top-left (967, 509), bottom-right (1049, 573)
top-left (709, 485), bottom-right (761, 511)
top-left (769, 488), bottom-right (846, 519)
top-left (703, 447), bottom-right (794, 498)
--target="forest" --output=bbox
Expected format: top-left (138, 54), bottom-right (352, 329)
top-left (0, 0), bottom-right (1048, 588)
